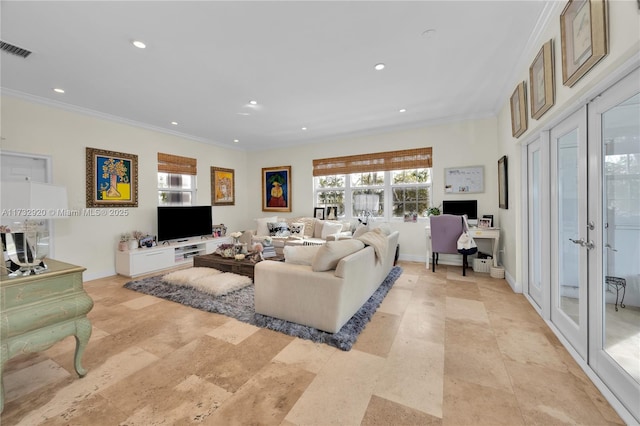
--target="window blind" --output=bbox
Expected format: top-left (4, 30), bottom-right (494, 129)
top-left (312, 148), bottom-right (432, 176)
top-left (157, 153), bottom-right (197, 175)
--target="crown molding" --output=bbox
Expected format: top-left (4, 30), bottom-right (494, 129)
top-left (0, 88), bottom-right (245, 152)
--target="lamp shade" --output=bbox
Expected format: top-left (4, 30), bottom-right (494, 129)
top-left (1, 181), bottom-right (68, 219)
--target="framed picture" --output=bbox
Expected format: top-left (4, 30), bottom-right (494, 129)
top-left (530, 39), bottom-right (555, 120)
top-left (86, 147), bottom-right (138, 208)
top-left (498, 156), bottom-right (508, 209)
top-left (262, 165), bottom-right (291, 212)
top-left (314, 207), bottom-right (325, 220)
top-left (478, 218), bottom-right (492, 228)
top-left (211, 224), bottom-right (227, 237)
top-left (510, 82), bottom-right (527, 138)
top-left (326, 206), bottom-right (338, 220)
top-left (560, 0), bottom-right (608, 87)
top-left (211, 166), bottom-right (235, 206)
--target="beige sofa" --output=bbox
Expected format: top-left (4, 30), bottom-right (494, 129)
top-left (254, 230), bottom-right (400, 333)
top-left (241, 216), bottom-right (353, 255)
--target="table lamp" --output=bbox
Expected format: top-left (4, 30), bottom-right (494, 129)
top-left (1, 181), bottom-right (68, 276)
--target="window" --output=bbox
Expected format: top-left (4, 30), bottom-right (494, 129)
top-left (157, 153), bottom-right (197, 206)
top-left (313, 148), bottom-right (432, 220)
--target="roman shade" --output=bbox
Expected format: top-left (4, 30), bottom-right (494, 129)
top-left (312, 148), bottom-right (432, 177)
top-left (157, 153), bottom-right (197, 175)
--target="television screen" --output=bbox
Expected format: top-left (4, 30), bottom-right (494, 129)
top-left (442, 200), bottom-right (478, 219)
top-left (157, 206), bottom-right (212, 242)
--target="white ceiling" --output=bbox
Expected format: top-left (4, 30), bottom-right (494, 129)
top-left (1, 1), bottom-right (553, 151)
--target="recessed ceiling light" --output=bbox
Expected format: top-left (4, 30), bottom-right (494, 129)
top-left (249, 100), bottom-right (257, 105)
top-left (170, 121), bottom-right (178, 125)
top-left (53, 88), bottom-right (65, 94)
top-left (237, 112), bottom-right (250, 116)
top-left (374, 63), bottom-right (385, 71)
top-left (132, 40), bottom-right (146, 49)
top-left (301, 127), bottom-right (307, 131)
top-left (233, 139), bottom-right (239, 143)
top-left (399, 108), bottom-right (407, 113)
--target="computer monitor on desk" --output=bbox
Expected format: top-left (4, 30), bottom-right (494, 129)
top-left (442, 200), bottom-right (478, 225)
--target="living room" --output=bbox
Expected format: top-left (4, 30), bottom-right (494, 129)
top-left (1, 1), bottom-right (639, 424)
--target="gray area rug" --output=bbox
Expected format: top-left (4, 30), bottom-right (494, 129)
top-left (123, 266), bottom-right (403, 351)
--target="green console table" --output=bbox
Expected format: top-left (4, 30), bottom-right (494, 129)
top-left (0, 259), bottom-right (93, 412)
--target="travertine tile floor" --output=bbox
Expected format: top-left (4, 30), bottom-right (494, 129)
top-left (1, 261), bottom-right (625, 425)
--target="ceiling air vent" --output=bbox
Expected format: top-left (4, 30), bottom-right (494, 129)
top-left (0, 40), bottom-right (32, 58)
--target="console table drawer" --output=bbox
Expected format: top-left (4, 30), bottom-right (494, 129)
top-left (1, 272), bottom-right (83, 309)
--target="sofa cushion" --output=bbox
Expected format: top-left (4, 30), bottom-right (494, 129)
top-left (352, 223), bottom-right (370, 239)
top-left (256, 216), bottom-right (278, 237)
top-left (292, 217), bottom-right (315, 238)
top-left (283, 245), bottom-right (321, 265)
top-left (289, 222), bottom-right (305, 238)
top-left (321, 221), bottom-right (344, 239)
top-left (268, 221), bottom-right (291, 237)
top-left (311, 239), bottom-right (365, 272)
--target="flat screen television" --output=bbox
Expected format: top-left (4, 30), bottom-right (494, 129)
top-left (442, 200), bottom-right (478, 220)
top-left (157, 206), bottom-right (212, 242)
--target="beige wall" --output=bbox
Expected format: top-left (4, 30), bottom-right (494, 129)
top-left (496, 0), bottom-right (640, 289)
top-left (1, 97), bottom-right (249, 280)
top-left (246, 117), bottom-right (499, 262)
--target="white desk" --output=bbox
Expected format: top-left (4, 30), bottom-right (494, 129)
top-left (425, 226), bottom-right (500, 268)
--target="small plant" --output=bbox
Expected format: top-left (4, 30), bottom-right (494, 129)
top-left (132, 230), bottom-right (145, 240)
top-left (120, 233), bottom-right (132, 242)
top-left (427, 205), bottom-right (441, 216)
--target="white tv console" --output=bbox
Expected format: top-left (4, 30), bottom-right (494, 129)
top-left (115, 236), bottom-right (232, 277)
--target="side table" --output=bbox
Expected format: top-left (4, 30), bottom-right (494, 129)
top-left (1, 259), bottom-right (93, 412)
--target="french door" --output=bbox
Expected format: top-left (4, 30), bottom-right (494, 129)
top-left (588, 68), bottom-right (639, 422)
top-left (527, 67), bottom-right (639, 422)
top-left (527, 138), bottom-right (546, 311)
top-left (550, 107), bottom-right (589, 359)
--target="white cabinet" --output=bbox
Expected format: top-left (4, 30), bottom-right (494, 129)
top-left (115, 237), bottom-right (231, 277)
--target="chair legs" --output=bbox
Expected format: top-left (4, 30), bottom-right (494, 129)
top-left (462, 254), bottom-right (467, 276)
top-left (432, 253), bottom-right (468, 276)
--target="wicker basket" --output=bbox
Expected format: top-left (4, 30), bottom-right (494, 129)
top-left (490, 266), bottom-right (505, 279)
top-left (473, 258), bottom-right (491, 273)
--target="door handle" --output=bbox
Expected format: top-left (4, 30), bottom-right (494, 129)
top-left (584, 240), bottom-right (595, 250)
top-left (605, 243), bottom-right (617, 252)
top-left (569, 238), bottom-right (585, 246)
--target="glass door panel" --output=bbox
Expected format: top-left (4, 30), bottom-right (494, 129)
top-left (550, 107), bottom-right (588, 359)
top-left (602, 92), bottom-right (640, 384)
top-left (589, 67), bottom-right (639, 422)
top-left (527, 140), bottom-right (544, 309)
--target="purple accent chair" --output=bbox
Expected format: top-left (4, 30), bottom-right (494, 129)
top-left (430, 214), bottom-right (469, 276)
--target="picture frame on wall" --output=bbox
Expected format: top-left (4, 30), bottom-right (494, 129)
top-left (510, 82), bottom-right (528, 138)
top-left (314, 207), bottom-right (325, 220)
top-left (326, 206), bottom-right (338, 220)
top-left (262, 165), bottom-right (292, 212)
top-left (211, 166), bottom-right (235, 206)
top-left (86, 147), bottom-right (138, 208)
top-left (530, 39), bottom-right (555, 120)
top-left (560, 0), bottom-right (608, 87)
top-left (498, 155), bottom-right (508, 209)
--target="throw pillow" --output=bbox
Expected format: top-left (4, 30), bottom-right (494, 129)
top-left (312, 239), bottom-right (365, 272)
top-left (293, 217), bottom-right (315, 238)
top-left (352, 223), bottom-right (370, 239)
top-left (255, 216), bottom-right (278, 237)
top-left (290, 222), bottom-right (305, 238)
top-left (267, 221), bottom-right (291, 237)
top-left (321, 221), bottom-right (344, 239)
top-left (283, 245), bottom-right (321, 265)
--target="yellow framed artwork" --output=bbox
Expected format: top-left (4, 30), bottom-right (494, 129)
top-left (211, 166), bottom-right (235, 206)
top-left (86, 147), bottom-right (138, 208)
